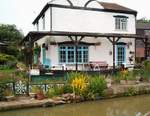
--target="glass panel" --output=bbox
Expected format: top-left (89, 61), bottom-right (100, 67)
top-left (59, 50), bottom-right (66, 63)
top-left (77, 51), bottom-right (82, 63)
top-left (68, 50), bottom-right (74, 63)
top-left (59, 46), bottom-right (88, 64)
top-left (117, 46), bottom-right (125, 66)
top-left (115, 17), bottom-right (127, 30)
top-left (83, 51), bottom-right (88, 63)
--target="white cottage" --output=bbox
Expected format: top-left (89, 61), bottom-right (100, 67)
top-left (23, 0), bottom-right (138, 71)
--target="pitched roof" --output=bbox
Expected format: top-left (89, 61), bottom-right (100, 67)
top-left (33, 1), bottom-right (137, 24)
top-left (98, 2), bottom-right (137, 13)
top-left (136, 22), bottom-right (150, 30)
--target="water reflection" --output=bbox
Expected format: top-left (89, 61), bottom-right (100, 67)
top-left (0, 95), bottom-right (150, 116)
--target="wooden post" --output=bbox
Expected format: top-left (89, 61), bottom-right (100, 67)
top-left (75, 36), bottom-right (78, 71)
top-left (145, 37), bottom-right (148, 60)
top-left (112, 37), bottom-right (116, 72)
top-left (68, 36), bottom-right (84, 71)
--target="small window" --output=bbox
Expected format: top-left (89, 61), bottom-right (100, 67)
top-left (115, 16), bottom-right (128, 31)
top-left (42, 14), bottom-right (45, 30)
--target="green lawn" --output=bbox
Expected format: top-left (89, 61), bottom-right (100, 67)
top-left (0, 69), bottom-right (16, 73)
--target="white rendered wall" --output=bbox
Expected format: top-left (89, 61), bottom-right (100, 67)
top-left (35, 8), bottom-right (51, 31)
top-left (117, 38), bottom-right (135, 65)
top-left (49, 0), bottom-right (71, 6)
top-left (52, 7), bottom-right (136, 34)
top-left (35, 36), bottom-right (135, 70)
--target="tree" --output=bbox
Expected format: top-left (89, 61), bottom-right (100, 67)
top-left (137, 18), bottom-right (150, 23)
top-left (0, 24), bottom-right (24, 60)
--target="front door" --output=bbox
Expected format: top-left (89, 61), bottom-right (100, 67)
top-left (116, 45), bottom-right (126, 66)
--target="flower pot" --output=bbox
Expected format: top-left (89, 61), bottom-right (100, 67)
top-left (36, 92), bottom-right (45, 100)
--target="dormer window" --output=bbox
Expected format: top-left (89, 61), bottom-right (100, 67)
top-left (114, 15), bottom-right (128, 31)
top-left (42, 14), bottom-right (45, 30)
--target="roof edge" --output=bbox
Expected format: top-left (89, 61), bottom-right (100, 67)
top-left (32, 3), bottom-right (137, 25)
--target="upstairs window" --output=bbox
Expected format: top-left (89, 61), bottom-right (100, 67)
top-left (114, 15), bottom-right (128, 31)
top-left (42, 14), bottom-right (45, 30)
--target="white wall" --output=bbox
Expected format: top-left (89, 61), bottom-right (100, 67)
top-left (49, 0), bottom-right (71, 6)
top-left (89, 37), bottom-right (113, 66)
top-left (52, 7), bottom-right (136, 34)
top-left (35, 36), bottom-right (135, 70)
top-left (35, 8), bottom-right (51, 31)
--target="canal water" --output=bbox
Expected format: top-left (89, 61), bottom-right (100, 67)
top-left (1, 95), bottom-right (150, 116)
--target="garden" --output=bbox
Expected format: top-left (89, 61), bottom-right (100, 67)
top-left (0, 60), bottom-right (150, 102)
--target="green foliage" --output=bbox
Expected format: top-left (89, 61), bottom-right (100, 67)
top-left (62, 84), bottom-right (73, 94)
top-left (137, 18), bottom-right (150, 23)
top-left (124, 87), bottom-right (137, 96)
top-left (67, 72), bottom-right (89, 83)
top-left (0, 24), bottom-right (23, 44)
top-left (0, 83), bottom-right (7, 101)
top-left (0, 24), bottom-right (24, 60)
top-left (88, 76), bottom-right (107, 97)
top-left (46, 86), bottom-right (63, 98)
top-left (114, 70), bottom-right (137, 83)
top-left (0, 53), bottom-right (16, 63)
top-left (33, 43), bottom-right (41, 55)
top-left (0, 53), bottom-right (17, 69)
top-left (144, 61), bottom-right (150, 71)
top-left (67, 72), bottom-right (89, 96)
top-left (31, 86), bottom-right (43, 94)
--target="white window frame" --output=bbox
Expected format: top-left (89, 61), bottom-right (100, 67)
top-left (115, 17), bottom-right (128, 31)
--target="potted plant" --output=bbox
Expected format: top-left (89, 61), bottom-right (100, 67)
top-left (31, 86), bottom-right (45, 100)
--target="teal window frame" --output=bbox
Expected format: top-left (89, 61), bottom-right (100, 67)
top-left (116, 45), bottom-right (126, 66)
top-left (59, 45), bottom-right (89, 64)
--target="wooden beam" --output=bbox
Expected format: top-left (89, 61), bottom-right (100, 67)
top-left (78, 36), bottom-right (84, 42)
top-left (115, 37), bottom-right (121, 43)
top-left (107, 37), bottom-right (113, 43)
top-left (68, 36), bottom-right (74, 42)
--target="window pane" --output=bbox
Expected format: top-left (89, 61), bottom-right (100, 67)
top-left (59, 50), bottom-right (66, 63)
top-left (77, 51), bottom-right (82, 63)
top-left (68, 50), bottom-right (74, 63)
top-left (59, 46), bottom-right (88, 64)
top-left (115, 17), bottom-right (127, 30)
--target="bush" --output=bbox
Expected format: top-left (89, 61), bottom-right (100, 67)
top-left (31, 86), bottom-right (43, 93)
top-left (62, 84), bottom-right (73, 94)
top-left (0, 53), bottom-right (16, 63)
top-left (88, 76), bottom-right (107, 97)
top-left (70, 73), bottom-right (88, 96)
top-left (144, 61), bottom-right (150, 71)
top-left (0, 83), bottom-right (7, 101)
top-left (46, 86), bottom-right (63, 98)
top-left (124, 87), bottom-right (137, 96)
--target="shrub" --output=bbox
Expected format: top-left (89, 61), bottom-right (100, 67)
top-left (124, 87), bottom-right (137, 96)
top-left (62, 84), bottom-right (73, 94)
top-left (31, 86), bottom-right (43, 93)
top-left (46, 86), bottom-right (63, 98)
top-left (0, 83), bottom-right (7, 101)
top-left (88, 76), bottom-right (107, 97)
top-left (71, 74), bottom-right (88, 96)
top-left (0, 53), bottom-right (16, 64)
top-left (144, 60), bottom-right (150, 71)
top-left (67, 72), bottom-right (88, 83)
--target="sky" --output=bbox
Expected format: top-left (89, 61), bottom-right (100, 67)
top-left (0, 0), bottom-right (150, 35)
